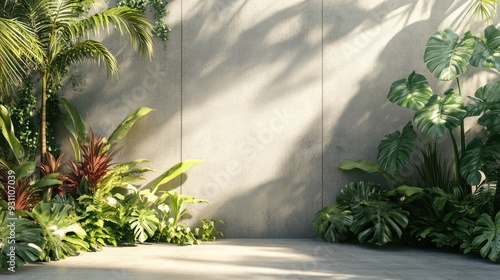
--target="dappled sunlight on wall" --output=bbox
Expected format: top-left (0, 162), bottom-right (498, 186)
top-left (62, 0), bottom-right (497, 237)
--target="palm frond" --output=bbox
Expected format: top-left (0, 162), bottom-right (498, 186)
top-left (466, 0), bottom-right (500, 22)
top-left (52, 40), bottom-right (119, 78)
top-left (66, 6), bottom-right (154, 58)
top-left (0, 18), bottom-right (42, 98)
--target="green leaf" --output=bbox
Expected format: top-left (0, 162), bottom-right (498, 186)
top-left (472, 212), bottom-right (500, 262)
top-left (107, 107), bottom-right (154, 145)
top-left (129, 208), bottom-right (159, 243)
top-left (12, 161), bottom-right (36, 180)
top-left (0, 211), bottom-right (44, 268)
top-left (414, 90), bottom-right (466, 139)
top-left (336, 181), bottom-right (382, 206)
top-left (339, 160), bottom-right (382, 173)
top-left (424, 29), bottom-right (475, 81)
top-left (312, 205), bottom-right (353, 243)
top-left (377, 122), bottom-right (417, 174)
top-left (460, 136), bottom-right (500, 185)
top-left (58, 98), bottom-right (87, 161)
top-left (30, 203), bottom-right (88, 261)
top-left (34, 173), bottom-right (63, 188)
top-left (470, 25), bottom-right (500, 70)
top-left (466, 81), bottom-right (500, 117)
top-left (387, 71), bottom-right (433, 110)
top-left (385, 185), bottom-right (424, 198)
top-left (0, 105), bottom-right (25, 161)
top-left (350, 201), bottom-right (409, 246)
top-left (148, 160), bottom-right (204, 193)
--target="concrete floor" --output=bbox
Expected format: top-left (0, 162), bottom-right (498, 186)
top-left (2, 239), bottom-right (499, 279)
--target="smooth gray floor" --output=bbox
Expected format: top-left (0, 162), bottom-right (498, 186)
top-left (2, 239), bottom-right (499, 279)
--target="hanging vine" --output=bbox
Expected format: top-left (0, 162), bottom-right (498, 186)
top-left (117, 0), bottom-right (171, 43)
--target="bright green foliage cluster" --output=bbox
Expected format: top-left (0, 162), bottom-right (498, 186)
top-left (315, 25), bottom-right (500, 263)
top-left (118, 0), bottom-right (171, 42)
top-left (0, 102), bottom-right (224, 270)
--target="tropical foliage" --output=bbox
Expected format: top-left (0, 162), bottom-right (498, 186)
top-left (316, 25), bottom-right (500, 263)
top-left (0, 102), bottom-right (224, 270)
top-left (0, 0), bottom-right (154, 161)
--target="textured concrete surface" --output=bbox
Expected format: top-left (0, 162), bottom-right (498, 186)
top-left (2, 239), bottom-right (499, 279)
top-left (63, 0), bottom-right (495, 237)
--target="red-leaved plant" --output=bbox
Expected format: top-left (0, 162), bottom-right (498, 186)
top-left (65, 131), bottom-right (112, 196)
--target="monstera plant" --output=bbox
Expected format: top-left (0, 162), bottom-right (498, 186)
top-left (325, 25), bottom-right (500, 262)
top-left (341, 25), bottom-right (500, 196)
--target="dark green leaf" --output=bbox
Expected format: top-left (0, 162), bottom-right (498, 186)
top-left (387, 71), bottom-right (433, 110)
top-left (470, 25), bottom-right (500, 70)
top-left (377, 122), bottom-right (417, 174)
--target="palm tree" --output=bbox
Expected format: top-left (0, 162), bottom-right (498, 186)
top-left (0, 0), bottom-right (154, 161)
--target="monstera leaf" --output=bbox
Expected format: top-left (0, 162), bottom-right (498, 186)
top-left (0, 211), bottom-right (44, 269)
top-left (130, 207), bottom-right (159, 243)
top-left (336, 181), bottom-right (383, 206)
top-left (472, 212), bottom-right (500, 262)
top-left (387, 71), bottom-right (433, 110)
top-left (478, 106), bottom-right (500, 135)
top-left (312, 205), bottom-right (353, 243)
top-left (30, 203), bottom-right (89, 261)
top-left (466, 81), bottom-right (500, 117)
top-left (470, 25), bottom-right (500, 70)
top-left (424, 29), bottom-right (475, 81)
top-left (377, 122), bottom-right (417, 174)
top-left (350, 201), bottom-right (409, 246)
top-left (460, 137), bottom-right (500, 186)
top-left (414, 90), bottom-right (466, 139)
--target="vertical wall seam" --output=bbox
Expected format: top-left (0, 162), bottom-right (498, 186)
top-left (180, 0), bottom-right (184, 194)
top-left (321, 0), bottom-right (324, 209)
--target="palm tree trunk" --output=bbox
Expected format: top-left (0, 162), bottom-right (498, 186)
top-left (41, 70), bottom-right (48, 162)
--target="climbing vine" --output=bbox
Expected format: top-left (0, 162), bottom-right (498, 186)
top-left (117, 0), bottom-right (170, 43)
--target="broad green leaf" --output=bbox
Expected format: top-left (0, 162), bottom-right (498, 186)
top-left (414, 90), bottom-right (466, 139)
top-left (460, 136), bottom-right (500, 185)
top-left (312, 205), bottom-right (353, 243)
top-left (13, 161), bottom-right (36, 180)
top-left (107, 107), bottom-right (154, 144)
top-left (350, 201), bottom-right (409, 246)
top-left (148, 160), bottom-right (204, 193)
top-left (470, 25), bottom-right (500, 70)
top-left (472, 212), bottom-right (500, 262)
top-left (336, 181), bottom-right (382, 206)
top-left (387, 71), bottom-right (433, 110)
top-left (478, 105), bottom-right (500, 135)
top-left (0, 105), bottom-right (25, 161)
top-left (130, 208), bottom-right (159, 243)
top-left (466, 81), bottom-right (500, 117)
top-left (377, 122), bottom-right (417, 174)
top-left (30, 203), bottom-right (88, 261)
top-left (424, 29), bottom-right (475, 81)
top-left (34, 173), bottom-right (63, 188)
top-left (339, 160), bottom-right (382, 174)
top-left (58, 98), bottom-right (87, 161)
top-left (0, 211), bottom-right (44, 268)
top-left (385, 185), bottom-right (424, 198)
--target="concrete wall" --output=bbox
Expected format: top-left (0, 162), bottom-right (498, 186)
top-left (64, 0), bottom-right (492, 237)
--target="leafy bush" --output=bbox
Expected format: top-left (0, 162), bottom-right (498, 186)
top-left (318, 24), bottom-right (500, 263)
top-left (30, 202), bottom-right (88, 261)
top-left (0, 210), bottom-right (44, 269)
top-left (314, 181), bottom-right (409, 246)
